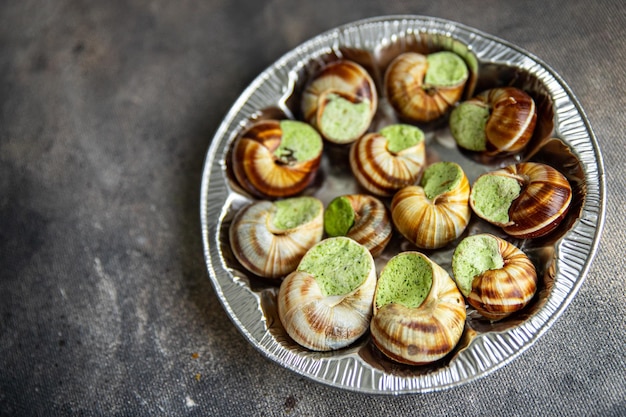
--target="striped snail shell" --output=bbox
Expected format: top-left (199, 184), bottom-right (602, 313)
top-left (323, 194), bottom-right (392, 257)
top-left (469, 162), bottom-right (572, 238)
top-left (231, 119), bottom-right (323, 198)
top-left (450, 86), bottom-right (537, 155)
top-left (278, 237), bottom-right (377, 351)
top-left (452, 234), bottom-right (538, 321)
top-left (301, 60), bottom-right (377, 144)
top-left (370, 251), bottom-right (466, 365)
top-left (229, 196), bottom-right (324, 279)
top-left (384, 51), bottom-right (469, 123)
top-left (391, 161), bottom-right (471, 249)
top-left (349, 124), bottom-right (426, 197)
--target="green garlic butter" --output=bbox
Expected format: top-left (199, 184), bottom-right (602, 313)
top-left (375, 252), bottom-right (433, 310)
top-left (452, 234), bottom-right (504, 297)
top-left (298, 237), bottom-right (370, 297)
top-left (381, 124), bottom-right (425, 154)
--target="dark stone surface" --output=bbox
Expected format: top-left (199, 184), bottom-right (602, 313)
top-left (1, 1), bottom-right (624, 415)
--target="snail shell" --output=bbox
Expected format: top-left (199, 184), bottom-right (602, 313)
top-left (370, 251), bottom-right (466, 365)
top-left (450, 87), bottom-right (537, 155)
top-left (278, 237), bottom-right (377, 351)
top-left (469, 162), bottom-right (572, 238)
top-left (301, 60), bottom-right (377, 144)
top-left (391, 162), bottom-right (471, 249)
top-left (231, 119), bottom-right (323, 198)
top-left (384, 51), bottom-right (469, 123)
top-left (324, 194), bottom-right (392, 257)
top-left (229, 196), bottom-right (324, 279)
top-left (349, 124), bottom-right (426, 197)
top-left (452, 234), bottom-right (538, 321)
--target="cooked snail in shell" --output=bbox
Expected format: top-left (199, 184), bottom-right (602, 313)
top-left (349, 124), bottom-right (426, 197)
top-left (449, 86), bottom-right (537, 155)
top-left (370, 251), bottom-right (466, 365)
top-left (229, 196), bottom-right (324, 279)
top-left (469, 162), bottom-right (572, 238)
top-left (384, 51), bottom-right (469, 123)
top-left (391, 161), bottom-right (471, 249)
top-left (452, 234), bottom-right (538, 321)
top-left (301, 60), bottom-right (377, 144)
top-left (278, 237), bottom-right (377, 351)
top-left (323, 194), bottom-right (392, 257)
top-left (231, 119), bottom-right (323, 198)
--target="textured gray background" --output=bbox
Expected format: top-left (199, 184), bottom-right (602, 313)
top-left (1, 0), bottom-right (624, 416)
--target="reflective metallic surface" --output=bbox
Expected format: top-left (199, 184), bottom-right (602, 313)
top-left (200, 16), bottom-right (605, 394)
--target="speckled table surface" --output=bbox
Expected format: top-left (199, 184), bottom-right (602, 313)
top-left (1, 1), bottom-right (624, 416)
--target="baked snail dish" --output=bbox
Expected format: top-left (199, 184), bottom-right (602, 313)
top-left (349, 124), bottom-right (426, 197)
top-left (301, 60), bottom-right (377, 144)
top-left (229, 196), bottom-right (324, 279)
top-left (278, 237), bottom-right (377, 351)
top-left (449, 86), bottom-right (537, 155)
top-left (370, 251), bottom-right (466, 365)
top-left (469, 162), bottom-right (572, 238)
top-left (231, 119), bottom-right (323, 198)
top-left (452, 234), bottom-right (538, 321)
top-left (391, 161), bottom-right (471, 249)
top-left (323, 194), bottom-right (392, 257)
top-left (384, 51), bottom-right (469, 123)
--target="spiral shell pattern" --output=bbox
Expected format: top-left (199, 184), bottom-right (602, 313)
top-left (384, 52), bottom-right (467, 123)
top-left (278, 239), bottom-right (377, 351)
top-left (231, 120), bottom-right (322, 198)
top-left (478, 87), bottom-right (537, 155)
top-left (470, 162), bottom-right (572, 238)
top-left (340, 194), bottom-right (393, 257)
top-left (301, 60), bottom-right (377, 143)
top-left (229, 198), bottom-right (324, 279)
top-left (391, 165), bottom-right (471, 249)
top-left (370, 253), bottom-right (466, 365)
top-left (465, 235), bottom-right (537, 321)
top-left (349, 131), bottom-right (426, 197)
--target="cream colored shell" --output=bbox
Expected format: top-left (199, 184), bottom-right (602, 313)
top-left (229, 199), bottom-right (323, 279)
top-left (277, 240), bottom-right (377, 352)
top-left (349, 131), bottom-right (426, 197)
top-left (370, 253), bottom-right (466, 365)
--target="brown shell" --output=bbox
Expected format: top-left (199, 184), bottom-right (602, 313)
top-left (477, 87), bottom-right (537, 155)
top-left (349, 131), bottom-right (426, 197)
top-left (370, 253), bottom-right (466, 365)
top-left (384, 52), bottom-right (467, 123)
top-left (231, 120), bottom-right (322, 198)
top-left (341, 194), bottom-right (393, 257)
top-left (229, 199), bottom-right (324, 279)
top-left (465, 235), bottom-right (538, 321)
top-left (470, 162), bottom-right (572, 238)
top-left (277, 240), bottom-right (377, 351)
top-left (301, 60), bottom-right (377, 144)
top-left (391, 167), bottom-right (471, 249)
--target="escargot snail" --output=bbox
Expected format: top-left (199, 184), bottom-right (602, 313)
top-left (301, 60), bottom-right (377, 144)
top-left (452, 234), bottom-right (538, 321)
top-left (370, 251), bottom-right (466, 365)
top-left (323, 194), bottom-right (392, 257)
top-left (469, 162), bottom-right (572, 238)
top-left (349, 124), bottom-right (426, 197)
top-left (391, 161), bottom-right (471, 249)
top-left (277, 236), bottom-right (377, 351)
top-left (231, 119), bottom-right (323, 198)
top-left (449, 86), bottom-right (537, 155)
top-left (384, 51), bottom-right (469, 123)
top-left (229, 196), bottom-right (324, 279)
